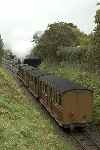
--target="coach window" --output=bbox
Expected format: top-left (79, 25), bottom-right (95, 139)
top-left (58, 94), bottom-right (62, 105)
top-left (53, 89), bottom-right (55, 104)
top-left (51, 88), bottom-right (54, 103)
top-left (40, 81), bottom-right (44, 95)
top-left (50, 87), bottom-right (52, 103)
top-left (34, 77), bottom-right (37, 84)
top-left (44, 82), bottom-right (46, 93)
top-left (45, 83), bottom-right (47, 93)
top-left (55, 91), bottom-right (57, 104)
top-left (48, 86), bottom-right (51, 102)
top-left (41, 82), bottom-right (44, 93)
top-left (32, 75), bottom-right (34, 81)
top-left (56, 91), bottom-right (59, 104)
top-left (42, 82), bottom-right (45, 94)
top-left (40, 81), bottom-right (42, 89)
top-left (44, 83), bottom-right (47, 98)
top-left (31, 72), bottom-right (33, 80)
top-left (30, 72), bottom-right (32, 80)
top-left (55, 90), bottom-right (57, 104)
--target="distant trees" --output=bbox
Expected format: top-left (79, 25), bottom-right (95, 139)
top-left (0, 34), bottom-right (3, 49)
top-left (31, 12), bottom-right (100, 73)
top-left (32, 22), bottom-right (83, 61)
top-left (92, 9), bottom-right (100, 70)
top-left (32, 22), bottom-right (91, 62)
top-left (0, 34), bottom-right (4, 63)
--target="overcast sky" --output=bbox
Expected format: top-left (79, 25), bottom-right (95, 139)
top-left (0, 0), bottom-right (99, 57)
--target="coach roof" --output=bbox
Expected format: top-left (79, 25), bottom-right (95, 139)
top-left (39, 75), bottom-right (92, 93)
top-left (31, 69), bottom-right (47, 77)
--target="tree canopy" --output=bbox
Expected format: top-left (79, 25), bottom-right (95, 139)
top-left (91, 9), bottom-right (100, 69)
top-left (0, 34), bottom-right (4, 63)
top-left (32, 22), bottom-right (90, 62)
top-left (0, 35), bottom-right (3, 49)
top-left (32, 22), bottom-right (82, 61)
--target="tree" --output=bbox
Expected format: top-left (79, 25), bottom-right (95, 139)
top-left (79, 33), bottom-right (91, 46)
top-left (92, 9), bottom-right (100, 70)
top-left (0, 34), bottom-right (3, 49)
top-left (0, 34), bottom-right (4, 63)
top-left (32, 22), bottom-right (79, 61)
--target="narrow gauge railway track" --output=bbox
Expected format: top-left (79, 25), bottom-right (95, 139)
top-left (69, 127), bottom-right (100, 150)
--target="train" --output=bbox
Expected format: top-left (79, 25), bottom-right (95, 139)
top-left (23, 56), bottom-right (41, 67)
top-left (2, 54), bottom-right (93, 129)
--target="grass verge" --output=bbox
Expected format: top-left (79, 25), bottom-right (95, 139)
top-left (0, 67), bottom-right (73, 150)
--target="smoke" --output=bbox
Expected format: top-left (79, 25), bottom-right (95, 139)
top-left (8, 28), bottom-right (33, 58)
top-left (12, 40), bottom-right (32, 59)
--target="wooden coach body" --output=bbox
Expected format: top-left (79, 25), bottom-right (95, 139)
top-left (23, 66), bottom-right (34, 87)
top-left (17, 64), bottom-right (28, 84)
top-left (28, 68), bottom-right (47, 98)
top-left (17, 65), bottom-right (93, 128)
top-left (39, 75), bottom-right (93, 128)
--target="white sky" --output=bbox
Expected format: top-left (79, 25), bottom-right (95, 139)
top-left (0, 0), bottom-right (99, 57)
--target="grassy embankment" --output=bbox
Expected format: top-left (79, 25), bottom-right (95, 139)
top-left (0, 67), bottom-right (73, 150)
top-left (40, 62), bottom-right (100, 124)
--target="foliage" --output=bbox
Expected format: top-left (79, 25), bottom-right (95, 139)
top-left (56, 46), bottom-right (88, 64)
top-left (92, 9), bottom-right (100, 70)
top-left (32, 22), bottom-right (81, 61)
top-left (0, 49), bottom-right (4, 64)
top-left (31, 22), bottom-right (92, 69)
top-left (0, 67), bottom-right (73, 150)
top-left (0, 34), bottom-right (4, 64)
top-left (0, 34), bottom-right (3, 49)
top-left (79, 33), bottom-right (91, 46)
top-left (30, 7), bottom-right (100, 73)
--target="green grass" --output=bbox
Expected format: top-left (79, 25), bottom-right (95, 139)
top-left (0, 67), bottom-right (73, 150)
top-left (40, 62), bottom-right (100, 124)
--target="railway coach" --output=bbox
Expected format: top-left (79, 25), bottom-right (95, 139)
top-left (38, 75), bottom-right (93, 129)
top-left (17, 64), bottom-right (93, 129)
top-left (17, 64), bottom-right (48, 97)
